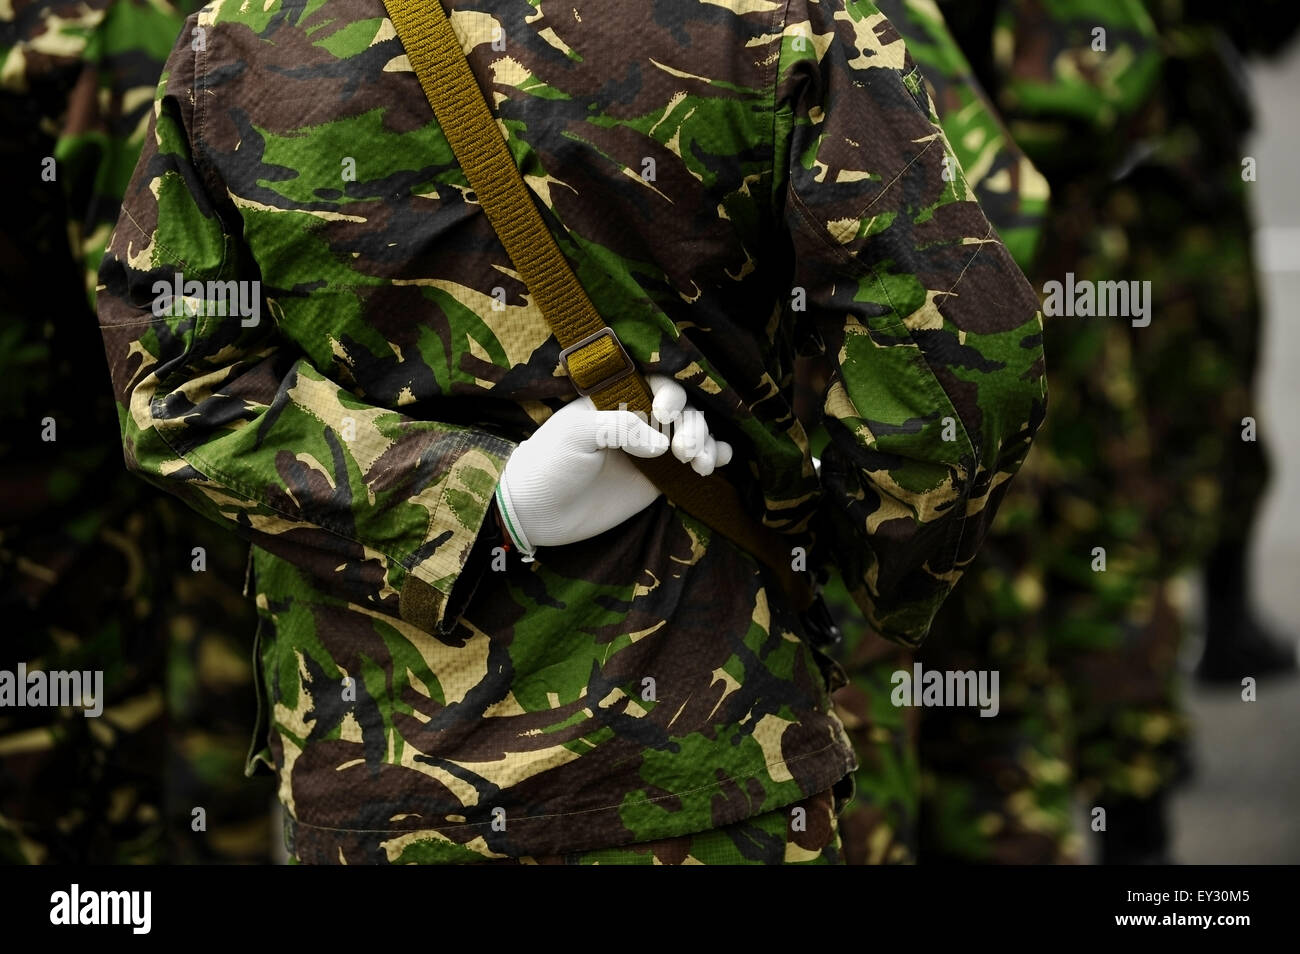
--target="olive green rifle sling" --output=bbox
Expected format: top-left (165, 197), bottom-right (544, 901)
top-left (380, 0), bottom-right (817, 614)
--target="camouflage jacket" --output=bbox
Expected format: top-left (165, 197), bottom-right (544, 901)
top-left (97, 0), bottom-right (1044, 861)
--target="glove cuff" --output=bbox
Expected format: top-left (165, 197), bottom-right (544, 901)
top-left (494, 480), bottom-right (537, 563)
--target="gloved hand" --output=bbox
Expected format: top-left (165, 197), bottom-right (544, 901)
top-left (494, 375), bottom-right (732, 558)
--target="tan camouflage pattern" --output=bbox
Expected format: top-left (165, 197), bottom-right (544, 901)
top-left (96, 0), bottom-right (1045, 861)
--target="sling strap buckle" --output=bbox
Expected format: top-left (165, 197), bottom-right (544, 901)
top-left (558, 326), bottom-right (636, 397)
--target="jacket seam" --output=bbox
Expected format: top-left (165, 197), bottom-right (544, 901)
top-left (769, 0), bottom-right (794, 214)
top-left (121, 206), bottom-right (187, 271)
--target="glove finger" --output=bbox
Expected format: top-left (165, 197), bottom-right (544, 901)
top-left (691, 436), bottom-right (717, 476)
top-left (590, 410), bottom-right (669, 458)
top-left (714, 440), bottom-right (733, 467)
top-left (646, 374), bottom-right (687, 425)
top-left (671, 406), bottom-right (709, 462)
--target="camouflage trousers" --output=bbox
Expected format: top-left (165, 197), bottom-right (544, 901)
top-left (1104, 165), bottom-right (1271, 566)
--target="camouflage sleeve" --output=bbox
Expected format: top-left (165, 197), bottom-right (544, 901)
top-left (96, 22), bottom-right (516, 635)
top-left (775, 0), bottom-right (1047, 647)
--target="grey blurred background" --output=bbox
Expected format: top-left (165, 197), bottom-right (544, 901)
top-left (1169, 43), bottom-right (1300, 864)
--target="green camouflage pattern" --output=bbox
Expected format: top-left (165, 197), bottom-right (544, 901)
top-left (1056, 0), bottom-right (1300, 807)
top-left (917, 1), bottom-right (1299, 857)
top-left (0, 495), bottom-right (275, 864)
top-left (1000, 176), bottom-right (1190, 811)
top-left (1110, 0), bottom-right (1282, 567)
top-left (819, 0), bottom-right (1052, 865)
top-left (912, 0), bottom-right (1183, 862)
top-left (0, 0), bottom-right (199, 304)
top-left (988, 0), bottom-right (1163, 171)
top-left (97, 0), bottom-right (1045, 861)
top-left (486, 788), bottom-right (842, 864)
top-left (916, 487), bottom-right (1079, 864)
top-left (826, 597), bottom-right (918, 865)
top-left (160, 515), bottom-right (276, 863)
top-left (795, 355), bottom-right (917, 866)
top-left (878, 0), bottom-right (1049, 271)
top-left (1, 483), bottom-right (170, 863)
top-left (799, 359), bottom-right (918, 866)
top-left (1016, 0), bottom-right (1300, 805)
top-left (1, 0), bottom-right (274, 863)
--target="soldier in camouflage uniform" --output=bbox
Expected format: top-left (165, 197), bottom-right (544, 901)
top-left (0, 0), bottom-right (274, 863)
top-left (1112, 0), bottom-right (1299, 685)
top-left (981, 0), bottom-right (1300, 860)
top-left (97, 0), bottom-right (1046, 863)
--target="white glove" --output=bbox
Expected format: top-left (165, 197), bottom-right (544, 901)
top-left (495, 375), bottom-right (732, 558)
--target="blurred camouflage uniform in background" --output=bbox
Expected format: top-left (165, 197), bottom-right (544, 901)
top-left (1111, 0), bottom-right (1300, 685)
top-left (925, 0), bottom-right (1217, 863)
top-left (0, 0), bottom-right (273, 864)
top-left (820, 0), bottom-right (1211, 868)
top-left (886, 0), bottom-right (1077, 866)
top-left (974, 0), bottom-right (1300, 859)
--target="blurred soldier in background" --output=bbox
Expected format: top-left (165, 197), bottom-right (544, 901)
top-left (886, 0), bottom-right (1082, 867)
top-left (928, 0), bottom-right (1186, 865)
top-left (924, 0), bottom-right (1300, 864)
top-left (821, 0), bottom-right (1200, 867)
top-left (0, 0), bottom-right (274, 863)
top-left (824, 0), bottom-right (1281, 867)
top-left (1107, 0), bottom-right (1300, 685)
